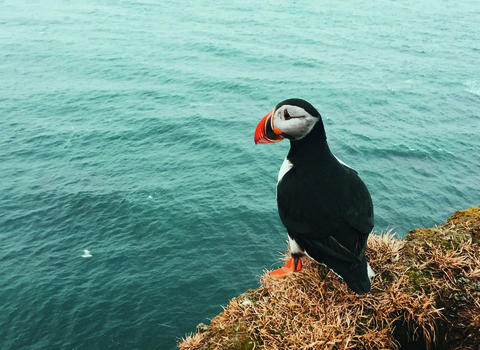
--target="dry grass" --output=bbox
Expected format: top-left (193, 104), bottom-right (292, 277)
top-left (179, 333), bottom-right (205, 350)
top-left (178, 206), bottom-right (480, 350)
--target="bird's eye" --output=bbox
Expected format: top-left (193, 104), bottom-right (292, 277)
top-left (284, 110), bottom-right (291, 120)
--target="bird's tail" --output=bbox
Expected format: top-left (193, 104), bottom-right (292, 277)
top-left (320, 254), bottom-right (372, 294)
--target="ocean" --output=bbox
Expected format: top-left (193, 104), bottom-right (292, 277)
top-left (1, 0), bottom-right (479, 348)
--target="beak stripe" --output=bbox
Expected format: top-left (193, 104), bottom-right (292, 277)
top-left (254, 109), bottom-right (284, 144)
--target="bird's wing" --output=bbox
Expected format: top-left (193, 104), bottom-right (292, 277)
top-left (337, 165), bottom-right (374, 235)
top-left (300, 234), bottom-right (363, 264)
top-left (277, 163), bottom-right (373, 261)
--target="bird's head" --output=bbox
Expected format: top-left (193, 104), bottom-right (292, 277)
top-left (254, 98), bottom-right (322, 144)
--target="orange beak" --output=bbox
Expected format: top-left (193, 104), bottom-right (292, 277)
top-left (254, 109), bottom-right (284, 144)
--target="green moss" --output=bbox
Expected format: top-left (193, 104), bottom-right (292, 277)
top-left (404, 269), bottom-right (432, 288)
top-left (448, 206), bottom-right (480, 225)
top-left (380, 270), bottom-right (395, 283)
top-left (203, 323), bottom-right (260, 350)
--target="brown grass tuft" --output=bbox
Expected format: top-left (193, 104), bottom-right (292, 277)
top-left (178, 333), bottom-right (205, 350)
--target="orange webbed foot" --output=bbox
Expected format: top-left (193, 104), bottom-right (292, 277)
top-left (269, 257), bottom-right (302, 278)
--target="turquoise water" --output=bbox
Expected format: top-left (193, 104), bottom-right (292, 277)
top-left (1, 0), bottom-right (479, 348)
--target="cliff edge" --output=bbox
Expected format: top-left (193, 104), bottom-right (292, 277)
top-left (178, 206), bottom-right (480, 350)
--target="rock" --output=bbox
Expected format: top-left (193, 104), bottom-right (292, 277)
top-left (178, 206), bottom-right (480, 350)
top-left (180, 322), bottom-right (259, 350)
top-left (196, 323), bottom-right (208, 334)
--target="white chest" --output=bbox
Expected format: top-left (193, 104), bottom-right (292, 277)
top-left (277, 157), bottom-right (294, 184)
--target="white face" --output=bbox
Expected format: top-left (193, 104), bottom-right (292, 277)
top-left (272, 105), bottom-right (318, 140)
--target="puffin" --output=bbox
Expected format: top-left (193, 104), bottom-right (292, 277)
top-left (254, 98), bottom-right (374, 294)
